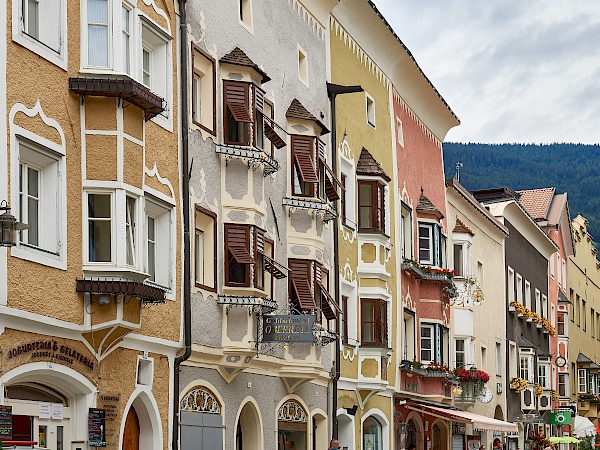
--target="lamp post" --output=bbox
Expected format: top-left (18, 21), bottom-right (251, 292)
top-left (0, 200), bottom-right (28, 247)
top-left (327, 82), bottom-right (363, 440)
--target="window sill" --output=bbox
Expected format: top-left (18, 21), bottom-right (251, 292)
top-left (82, 266), bottom-right (151, 282)
top-left (222, 285), bottom-right (268, 297)
top-left (13, 32), bottom-right (67, 71)
top-left (10, 245), bottom-right (66, 271)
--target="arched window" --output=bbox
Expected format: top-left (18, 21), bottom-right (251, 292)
top-left (180, 386), bottom-right (223, 449)
top-left (363, 416), bottom-right (383, 450)
top-left (277, 400), bottom-right (308, 450)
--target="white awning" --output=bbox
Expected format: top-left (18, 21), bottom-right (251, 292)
top-left (406, 404), bottom-right (519, 433)
top-left (573, 415), bottom-right (596, 437)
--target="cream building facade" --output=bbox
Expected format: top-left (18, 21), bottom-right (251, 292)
top-left (0, 0), bottom-right (182, 448)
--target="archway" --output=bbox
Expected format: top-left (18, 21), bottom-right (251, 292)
top-left (277, 399), bottom-right (308, 450)
top-left (121, 389), bottom-right (163, 450)
top-left (337, 411), bottom-right (355, 450)
top-left (236, 400), bottom-right (262, 450)
top-left (122, 407), bottom-right (140, 450)
top-left (312, 411), bottom-right (328, 450)
top-left (180, 385), bottom-right (223, 449)
top-left (405, 412), bottom-right (424, 450)
top-left (363, 415), bottom-right (383, 450)
top-left (432, 420), bottom-right (448, 450)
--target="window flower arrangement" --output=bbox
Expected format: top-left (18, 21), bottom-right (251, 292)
top-left (541, 318), bottom-right (557, 336)
top-left (534, 383), bottom-right (543, 396)
top-left (578, 393), bottom-right (600, 402)
top-left (453, 368), bottom-right (491, 383)
top-left (510, 301), bottom-right (529, 316)
top-left (425, 363), bottom-right (450, 373)
top-left (531, 312), bottom-right (543, 324)
top-left (551, 390), bottom-right (559, 401)
top-left (510, 377), bottom-right (528, 392)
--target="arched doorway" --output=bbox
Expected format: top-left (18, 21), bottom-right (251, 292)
top-left (407, 419), bottom-right (418, 449)
top-left (277, 399), bottom-right (308, 450)
top-left (363, 416), bottom-right (383, 450)
top-left (235, 400), bottom-right (262, 450)
top-left (180, 386), bottom-right (223, 449)
top-left (122, 407), bottom-right (140, 450)
top-left (312, 412), bottom-right (327, 450)
top-left (338, 412), bottom-right (355, 450)
top-left (432, 422), bottom-right (448, 450)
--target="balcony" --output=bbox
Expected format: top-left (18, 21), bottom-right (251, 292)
top-left (282, 197), bottom-right (337, 222)
top-left (216, 144), bottom-right (280, 176)
top-left (401, 260), bottom-right (454, 286)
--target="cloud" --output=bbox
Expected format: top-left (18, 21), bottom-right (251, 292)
top-left (370, 0), bottom-right (600, 143)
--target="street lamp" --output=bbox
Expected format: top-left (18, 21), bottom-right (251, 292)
top-left (0, 200), bottom-right (28, 247)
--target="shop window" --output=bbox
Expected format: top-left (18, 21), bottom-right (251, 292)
top-left (365, 93), bottom-right (375, 128)
top-left (192, 47), bottom-right (216, 134)
top-left (14, 0), bottom-right (66, 68)
top-left (361, 299), bottom-right (387, 347)
top-left (358, 180), bottom-right (385, 233)
top-left (363, 416), bottom-right (382, 450)
top-left (195, 206), bottom-right (217, 291)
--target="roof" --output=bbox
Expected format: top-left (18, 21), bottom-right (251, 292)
top-left (364, 0), bottom-right (459, 124)
top-left (220, 47), bottom-right (271, 84)
top-left (445, 179), bottom-right (509, 236)
top-left (517, 188), bottom-right (556, 221)
top-left (453, 218), bottom-right (474, 236)
top-left (285, 99), bottom-right (330, 135)
top-left (577, 353), bottom-right (593, 363)
top-left (518, 336), bottom-right (536, 349)
top-left (356, 148), bottom-right (391, 182)
top-left (417, 194), bottom-right (444, 219)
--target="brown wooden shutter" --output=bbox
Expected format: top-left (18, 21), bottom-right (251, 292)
top-left (289, 259), bottom-right (316, 310)
top-left (318, 282), bottom-right (340, 320)
top-left (226, 225), bottom-right (254, 264)
top-left (378, 300), bottom-right (387, 346)
top-left (264, 122), bottom-right (287, 148)
top-left (224, 81), bottom-right (252, 123)
top-left (264, 256), bottom-right (288, 279)
top-left (254, 227), bottom-right (265, 255)
top-left (254, 85), bottom-right (265, 113)
top-left (317, 138), bottom-right (326, 161)
top-left (291, 135), bottom-right (319, 183)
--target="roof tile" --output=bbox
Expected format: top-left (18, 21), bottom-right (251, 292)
top-left (517, 188), bottom-right (556, 221)
top-left (285, 99), bottom-right (329, 135)
top-left (356, 148), bottom-right (391, 182)
top-left (417, 194), bottom-right (443, 219)
top-left (220, 47), bottom-right (270, 83)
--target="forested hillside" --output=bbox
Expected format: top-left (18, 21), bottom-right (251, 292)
top-left (443, 142), bottom-right (600, 244)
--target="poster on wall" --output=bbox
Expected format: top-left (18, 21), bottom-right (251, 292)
top-left (0, 405), bottom-right (12, 441)
top-left (468, 436), bottom-right (482, 450)
top-left (88, 408), bottom-right (106, 447)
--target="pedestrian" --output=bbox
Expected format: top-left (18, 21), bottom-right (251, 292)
top-left (329, 438), bottom-right (341, 450)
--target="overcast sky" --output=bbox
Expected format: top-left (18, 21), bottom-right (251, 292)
top-left (371, 0), bottom-right (600, 144)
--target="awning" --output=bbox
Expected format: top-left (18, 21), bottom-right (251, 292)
top-left (573, 415), bottom-right (596, 437)
top-left (406, 404), bottom-right (518, 433)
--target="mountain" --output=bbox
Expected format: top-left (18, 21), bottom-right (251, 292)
top-left (442, 142), bottom-right (600, 245)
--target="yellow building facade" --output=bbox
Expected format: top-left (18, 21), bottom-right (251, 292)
top-left (1, 0), bottom-right (181, 448)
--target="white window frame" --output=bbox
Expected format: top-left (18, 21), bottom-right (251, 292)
top-left (365, 92), bottom-right (375, 128)
top-left (10, 128), bottom-right (67, 270)
top-left (495, 342), bottom-right (502, 377)
top-left (238, 0), bottom-right (254, 32)
top-left (507, 266), bottom-right (515, 304)
top-left (516, 274), bottom-right (523, 304)
top-left (13, 0), bottom-right (68, 69)
top-left (538, 361), bottom-right (550, 389)
top-left (509, 341), bottom-right (517, 379)
top-left (145, 196), bottom-right (174, 294)
top-left (557, 255), bottom-right (562, 286)
top-left (339, 153), bottom-right (356, 231)
top-left (403, 309), bottom-right (416, 361)
top-left (418, 221), bottom-right (444, 267)
top-left (558, 372), bottom-right (569, 397)
top-left (297, 44), bottom-right (309, 87)
top-left (454, 338), bottom-right (467, 369)
top-left (396, 118), bottom-right (404, 148)
top-left (420, 323), bottom-right (435, 364)
top-left (525, 280), bottom-right (531, 310)
top-left (550, 253), bottom-right (555, 278)
top-left (519, 351), bottom-right (534, 383)
top-left (401, 203), bottom-right (412, 260)
top-left (452, 236), bottom-right (472, 279)
top-left (562, 259), bottom-right (566, 287)
top-left (578, 368), bottom-right (589, 393)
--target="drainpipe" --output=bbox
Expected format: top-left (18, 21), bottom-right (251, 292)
top-left (327, 82), bottom-right (363, 440)
top-left (173, 1), bottom-right (191, 449)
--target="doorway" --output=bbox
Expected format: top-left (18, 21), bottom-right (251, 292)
top-left (122, 407), bottom-right (140, 450)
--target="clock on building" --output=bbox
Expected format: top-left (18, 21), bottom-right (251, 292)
top-left (555, 356), bottom-right (567, 367)
top-left (476, 387), bottom-right (493, 404)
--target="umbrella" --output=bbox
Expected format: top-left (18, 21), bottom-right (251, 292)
top-left (548, 437), bottom-right (581, 444)
top-left (574, 416), bottom-right (597, 438)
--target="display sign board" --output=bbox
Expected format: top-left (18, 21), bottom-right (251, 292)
top-left (88, 408), bottom-right (106, 447)
top-left (262, 315), bottom-right (316, 342)
top-left (550, 412), bottom-right (571, 425)
top-left (96, 393), bottom-right (121, 448)
top-left (0, 405), bottom-right (12, 441)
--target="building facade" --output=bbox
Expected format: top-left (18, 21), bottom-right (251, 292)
top-left (1, 0), bottom-right (182, 448)
top-left (178, 1), bottom-right (338, 449)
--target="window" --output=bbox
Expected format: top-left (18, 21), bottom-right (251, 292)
top-left (291, 135), bottom-right (318, 197)
top-left (534, 287), bottom-right (540, 315)
top-left (396, 118), bottom-right (404, 147)
top-left (455, 339), bottom-right (466, 369)
top-left (550, 253), bottom-right (555, 278)
top-left (519, 353), bottom-right (534, 383)
top-left (516, 274), bottom-right (523, 304)
top-left (562, 259), bottom-right (567, 287)
top-left (542, 293), bottom-right (548, 319)
top-left (361, 299), bottom-right (387, 347)
top-left (525, 281), bottom-right (531, 311)
top-left (557, 313), bottom-right (566, 336)
top-left (87, 0), bottom-right (109, 67)
top-left (558, 373), bottom-right (568, 397)
top-left (593, 309), bottom-right (596, 339)
top-left (576, 294), bottom-right (580, 326)
top-left (140, 21), bottom-right (170, 105)
top-left (538, 362), bottom-right (550, 389)
top-left (509, 341), bottom-right (517, 379)
top-left (223, 81), bottom-right (251, 145)
top-left (298, 46), bottom-right (308, 86)
top-left (340, 173), bottom-right (348, 226)
top-left (14, 0), bottom-right (66, 68)
top-left (453, 241), bottom-right (471, 277)
top-left (481, 346), bottom-right (487, 372)
top-left (239, 0), bottom-right (253, 29)
top-left (403, 310), bottom-right (415, 360)
top-left (557, 256), bottom-right (562, 286)
top-left (363, 417), bottom-right (382, 450)
top-left (289, 259), bottom-right (335, 320)
top-left (192, 47), bottom-right (216, 134)
top-left (358, 180), bottom-right (385, 233)
top-left (19, 164), bottom-right (40, 247)
top-left (420, 324), bottom-right (435, 364)
top-left (145, 197), bottom-right (173, 289)
top-left (125, 196), bottom-right (137, 266)
top-left (477, 261), bottom-right (483, 286)
top-left (495, 342), bottom-right (502, 376)
top-left (507, 267), bottom-right (515, 304)
top-left (87, 193), bottom-right (112, 263)
top-left (122, 5), bottom-right (131, 74)
top-left (578, 369), bottom-right (589, 393)
top-left (401, 204), bottom-right (412, 260)
top-left (341, 296), bottom-right (349, 344)
top-left (224, 224), bottom-right (254, 287)
top-left (418, 222), bottom-right (444, 267)
top-left (365, 93), bottom-right (375, 128)
top-left (583, 299), bottom-right (587, 331)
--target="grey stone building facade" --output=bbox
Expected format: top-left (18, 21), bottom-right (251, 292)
top-left (178, 1), bottom-right (339, 449)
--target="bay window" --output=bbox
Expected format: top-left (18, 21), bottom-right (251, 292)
top-left (358, 180), bottom-right (385, 233)
top-left (88, 193), bottom-right (112, 263)
top-left (418, 222), bottom-right (445, 266)
top-left (455, 339), bottom-right (466, 368)
top-left (361, 299), bottom-right (387, 347)
top-left (453, 241), bottom-right (471, 277)
top-left (87, 0), bottom-right (109, 67)
top-left (519, 352), bottom-right (534, 383)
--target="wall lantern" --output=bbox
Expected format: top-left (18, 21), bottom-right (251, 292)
top-left (469, 366), bottom-right (478, 379)
top-left (0, 200), bottom-right (28, 247)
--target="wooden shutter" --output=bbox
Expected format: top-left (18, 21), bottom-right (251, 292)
top-left (254, 85), bottom-right (265, 113)
top-left (323, 163), bottom-right (341, 202)
top-left (226, 225), bottom-right (253, 264)
top-left (378, 300), bottom-right (388, 346)
top-left (291, 135), bottom-right (318, 183)
top-left (264, 122), bottom-right (287, 148)
top-left (224, 81), bottom-right (252, 123)
top-left (254, 227), bottom-right (264, 255)
top-left (319, 282), bottom-right (341, 320)
top-left (289, 259), bottom-right (316, 310)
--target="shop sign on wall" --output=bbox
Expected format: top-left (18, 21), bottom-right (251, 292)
top-left (0, 405), bottom-right (12, 441)
top-left (96, 393), bottom-right (120, 448)
top-left (262, 315), bottom-right (316, 342)
top-left (88, 408), bottom-right (106, 447)
top-left (5, 340), bottom-right (95, 370)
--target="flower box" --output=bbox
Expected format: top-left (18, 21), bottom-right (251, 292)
top-left (543, 329), bottom-right (549, 334)
top-left (536, 324), bottom-right (543, 329)
top-left (526, 317), bottom-right (533, 323)
top-left (517, 313), bottom-right (524, 318)
top-left (509, 306), bottom-right (516, 312)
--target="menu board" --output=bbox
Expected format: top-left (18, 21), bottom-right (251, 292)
top-left (96, 393), bottom-right (120, 448)
top-left (88, 408), bottom-right (106, 447)
top-left (0, 405), bottom-right (12, 442)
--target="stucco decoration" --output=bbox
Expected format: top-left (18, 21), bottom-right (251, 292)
top-left (190, 169), bottom-right (220, 214)
top-left (278, 400), bottom-right (308, 423)
top-left (180, 387), bottom-right (222, 414)
top-left (288, 0), bottom-right (325, 40)
top-left (400, 181), bottom-right (412, 209)
top-left (403, 287), bottom-right (416, 311)
top-left (142, 0), bottom-right (171, 33)
top-left (339, 139), bottom-right (358, 243)
top-left (331, 17), bottom-right (390, 89)
top-left (341, 262), bottom-right (357, 283)
top-left (9, 101), bottom-right (66, 149)
top-left (393, 90), bottom-right (440, 147)
top-left (144, 162), bottom-right (175, 200)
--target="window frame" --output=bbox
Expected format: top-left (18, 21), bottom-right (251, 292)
top-left (578, 368), bottom-right (589, 393)
top-left (290, 134), bottom-right (319, 198)
top-left (401, 203), bottom-right (412, 260)
top-left (358, 179), bottom-right (385, 233)
top-left (455, 338), bottom-right (466, 369)
top-left (365, 92), bottom-right (375, 128)
top-left (224, 223), bottom-right (252, 288)
top-left (191, 45), bottom-right (216, 135)
top-left (420, 323), bottom-right (435, 364)
top-left (558, 372), bottom-right (568, 397)
top-left (297, 44), bottom-right (309, 87)
top-left (144, 195), bottom-right (174, 291)
top-left (85, 190), bottom-right (115, 265)
top-left (418, 221), bottom-right (444, 267)
top-left (538, 361), bottom-right (550, 389)
top-left (361, 298), bottom-right (388, 347)
top-left (341, 295), bottom-right (349, 344)
top-left (403, 309), bottom-right (416, 361)
top-left (519, 351), bottom-right (534, 383)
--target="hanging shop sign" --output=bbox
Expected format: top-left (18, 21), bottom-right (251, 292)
top-left (550, 412), bottom-right (571, 425)
top-left (0, 405), bottom-right (12, 441)
top-left (262, 315), bottom-right (316, 343)
top-left (5, 340), bottom-right (95, 370)
top-left (88, 408), bottom-right (106, 447)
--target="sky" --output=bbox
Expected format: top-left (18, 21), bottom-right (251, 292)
top-left (371, 0), bottom-right (600, 144)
